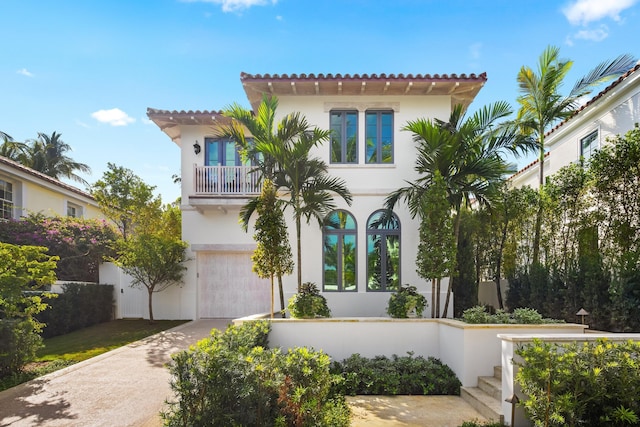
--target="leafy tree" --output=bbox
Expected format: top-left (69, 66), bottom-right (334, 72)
top-left (415, 171), bottom-right (456, 317)
top-left (225, 96), bottom-right (352, 291)
top-left (0, 132), bottom-right (91, 184)
top-left (114, 203), bottom-right (187, 323)
top-left (91, 163), bottom-right (162, 240)
top-left (516, 45), bottom-right (636, 264)
top-left (387, 102), bottom-right (528, 315)
top-left (0, 243), bottom-right (58, 375)
top-left (251, 180), bottom-right (294, 318)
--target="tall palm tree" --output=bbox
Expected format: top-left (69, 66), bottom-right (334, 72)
top-left (517, 45), bottom-right (636, 264)
top-left (35, 132), bottom-right (91, 184)
top-left (386, 102), bottom-right (531, 316)
top-left (224, 96), bottom-right (352, 293)
top-left (0, 137), bottom-right (28, 161)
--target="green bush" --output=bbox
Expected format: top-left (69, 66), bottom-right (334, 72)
top-left (461, 305), bottom-right (561, 324)
top-left (0, 319), bottom-right (43, 377)
top-left (288, 282), bottom-right (331, 319)
top-left (330, 352), bottom-right (461, 396)
top-left (386, 284), bottom-right (427, 318)
top-left (37, 284), bottom-right (114, 338)
top-left (458, 421), bottom-right (504, 427)
top-left (516, 338), bottom-right (640, 426)
top-left (162, 320), bottom-right (350, 427)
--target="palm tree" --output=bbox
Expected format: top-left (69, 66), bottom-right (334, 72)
top-left (35, 132), bottom-right (91, 184)
top-left (0, 137), bottom-right (29, 161)
top-left (516, 45), bottom-right (636, 264)
top-left (386, 102), bottom-right (531, 316)
top-left (224, 95), bottom-right (352, 292)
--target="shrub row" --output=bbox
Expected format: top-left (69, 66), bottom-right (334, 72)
top-left (461, 305), bottom-right (562, 324)
top-left (37, 283), bottom-right (114, 338)
top-left (330, 352), bottom-right (461, 396)
top-left (162, 320), bottom-right (351, 427)
top-left (516, 338), bottom-right (640, 426)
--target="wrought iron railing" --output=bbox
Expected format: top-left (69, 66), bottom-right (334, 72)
top-left (193, 165), bottom-right (261, 195)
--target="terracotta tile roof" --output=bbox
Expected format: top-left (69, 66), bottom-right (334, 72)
top-left (0, 155), bottom-right (94, 200)
top-left (546, 63), bottom-right (640, 137)
top-left (240, 72), bottom-right (487, 81)
top-left (146, 108), bottom-right (226, 116)
top-left (509, 152), bottom-right (550, 180)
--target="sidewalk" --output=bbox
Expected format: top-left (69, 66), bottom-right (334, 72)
top-left (0, 319), bottom-right (229, 427)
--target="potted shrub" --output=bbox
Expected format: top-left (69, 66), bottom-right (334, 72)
top-left (386, 284), bottom-right (427, 318)
top-left (288, 282), bottom-right (331, 319)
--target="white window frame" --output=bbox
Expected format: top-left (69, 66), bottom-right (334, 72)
top-left (66, 201), bottom-right (83, 218)
top-left (0, 178), bottom-right (14, 220)
top-left (579, 129), bottom-right (599, 161)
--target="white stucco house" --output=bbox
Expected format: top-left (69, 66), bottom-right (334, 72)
top-left (0, 155), bottom-right (102, 220)
top-left (147, 72), bottom-right (487, 319)
top-left (511, 62), bottom-right (640, 188)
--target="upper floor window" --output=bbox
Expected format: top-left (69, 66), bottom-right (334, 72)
top-left (367, 210), bottom-right (400, 292)
top-left (67, 202), bottom-right (82, 218)
top-left (0, 179), bottom-right (13, 220)
top-left (323, 210), bottom-right (357, 292)
top-left (204, 138), bottom-right (249, 167)
top-left (580, 130), bottom-right (598, 161)
top-left (365, 111), bottom-right (393, 164)
top-left (330, 111), bottom-right (358, 164)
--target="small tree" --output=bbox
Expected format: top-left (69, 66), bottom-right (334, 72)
top-left (91, 162), bottom-right (162, 240)
top-left (415, 172), bottom-right (456, 318)
top-left (114, 204), bottom-right (187, 323)
top-left (0, 243), bottom-right (58, 375)
top-left (251, 180), bottom-right (294, 318)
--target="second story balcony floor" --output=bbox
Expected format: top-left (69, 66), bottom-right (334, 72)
top-left (188, 165), bottom-right (262, 211)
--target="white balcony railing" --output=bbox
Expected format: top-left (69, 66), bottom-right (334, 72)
top-left (193, 165), bottom-right (261, 195)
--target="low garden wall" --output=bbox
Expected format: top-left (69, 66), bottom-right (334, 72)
top-left (233, 317), bottom-right (586, 387)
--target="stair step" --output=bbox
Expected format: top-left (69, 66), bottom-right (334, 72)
top-left (493, 365), bottom-right (502, 380)
top-left (478, 375), bottom-right (502, 401)
top-left (461, 386), bottom-right (504, 423)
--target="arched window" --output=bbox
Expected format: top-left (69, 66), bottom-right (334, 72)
top-left (367, 210), bottom-right (400, 291)
top-left (323, 210), bottom-right (357, 292)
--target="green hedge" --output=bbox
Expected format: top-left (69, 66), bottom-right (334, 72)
top-left (330, 352), bottom-right (461, 396)
top-left (162, 320), bottom-right (351, 427)
top-left (37, 283), bottom-right (114, 338)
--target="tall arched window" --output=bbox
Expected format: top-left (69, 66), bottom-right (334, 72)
top-left (367, 210), bottom-right (400, 291)
top-left (323, 210), bottom-right (357, 292)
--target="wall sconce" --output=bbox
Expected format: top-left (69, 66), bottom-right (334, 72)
top-left (193, 140), bottom-right (201, 155)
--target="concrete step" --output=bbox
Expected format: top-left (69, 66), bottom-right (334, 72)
top-left (478, 375), bottom-right (502, 401)
top-left (493, 365), bottom-right (502, 380)
top-left (461, 386), bottom-right (504, 424)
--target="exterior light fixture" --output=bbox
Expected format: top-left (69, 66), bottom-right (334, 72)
top-left (576, 308), bottom-right (589, 325)
top-left (193, 140), bottom-right (201, 155)
top-left (505, 393), bottom-right (520, 426)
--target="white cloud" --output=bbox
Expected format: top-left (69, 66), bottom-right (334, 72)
top-left (574, 24), bottom-right (609, 41)
top-left (562, 0), bottom-right (638, 25)
top-left (181, 0), bottom-right (277, 13)
top-left (91, 108), bottom-right (136, 126)
top-left (17, 68), bottom-right (34, 77)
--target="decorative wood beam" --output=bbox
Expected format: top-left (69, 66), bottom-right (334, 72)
top-left (426, 82), bottom-right (435, 94)
top-left (291, 81), bottom-right (297, 95)
top-left (383, 81), bottom-right (390, 93)
top-left (361, 81), bottom-right (366, 94)
top-left (338, 81), bottom-right (342, 94)
top-left (404, 81), bottom-right (413, 94)
top-left (267, 82), bottom-right (274, 94)
top-left (315, 81), bottom-right (319, 95)
top-left (448, 82), bottom-right (460, 94)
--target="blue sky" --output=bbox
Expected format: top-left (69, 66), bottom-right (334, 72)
top-left (2, 0), bottom-right (639, 202)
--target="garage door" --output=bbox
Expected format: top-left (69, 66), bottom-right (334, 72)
top-left (197, 252), bottom-right (271, 318)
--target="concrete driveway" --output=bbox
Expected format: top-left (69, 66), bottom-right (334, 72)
top-left (0, 319), bottom-right (229, 427)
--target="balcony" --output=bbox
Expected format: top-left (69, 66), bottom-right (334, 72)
top-left (189, 165), bottom-right (261, 211)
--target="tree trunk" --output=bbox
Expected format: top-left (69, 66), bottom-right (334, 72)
top-left (436, 278), bottom-right (441, 318)
top-left (296, 213), bottom-right (302, 292)
top-left (278, 273), bottom-right (286, 318)
top-left (147, 286), bottom-right (155, 324)
top-left (533, 137), bottom-right (545, 265)
top-left (496, 214), bottom-right (508, 310)
top-left (270, 274), bottom-right (274, 319)
top-left (431, 279), bottom-right (435, 318)
top-left (442, 210), bottom-right (462, 317)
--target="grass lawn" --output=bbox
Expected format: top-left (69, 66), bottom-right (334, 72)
top-left (0, 319), bottom-right (188, 392)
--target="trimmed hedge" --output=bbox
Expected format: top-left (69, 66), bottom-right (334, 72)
top-left (330, 352), bottom-right (461, 396)
top-left (37, 283), bottom-right (114, 338)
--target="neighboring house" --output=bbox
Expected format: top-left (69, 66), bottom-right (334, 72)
top-left (0, 155), bottom-right (101, 220)
top-left (147, 72), bottom-right (487, 319)
top-left (511, 62), bottom-right (640, 188)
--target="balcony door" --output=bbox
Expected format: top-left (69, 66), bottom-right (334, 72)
top-left (205, 138), bottom-right (243, 166)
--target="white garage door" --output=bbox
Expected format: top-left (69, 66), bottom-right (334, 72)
top-left (197, 252), bottom-right (271, 318)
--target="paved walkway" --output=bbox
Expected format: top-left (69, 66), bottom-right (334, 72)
top-left (0, 319), bottom-right (230, 427)
top-left (0, 319), bottom-right (488, 427)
